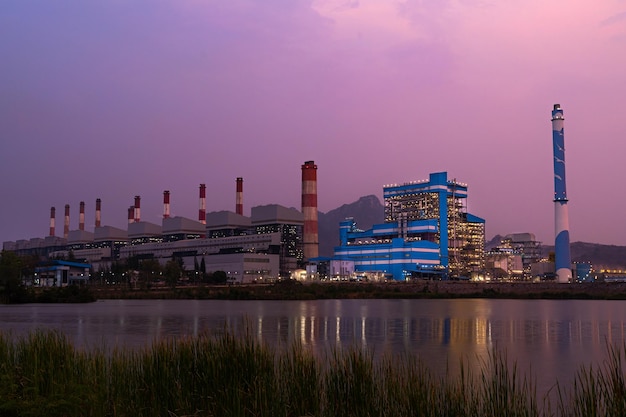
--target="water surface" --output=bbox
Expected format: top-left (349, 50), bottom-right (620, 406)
top-left (2, 298), bottom-right (625, 396)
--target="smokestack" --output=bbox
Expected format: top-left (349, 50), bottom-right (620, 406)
top-left (301, 160), bottom-right (319, 260)
top-left (64, 204), bottom-right (70, 239)
top-left (163, 191), bottom-right (171, 219)
top-left (551, 104), bottom-right (572, 283)
top-left (79, 201), bottom-right (85, 231)
top-left (134, 196), bottom-right (141, 223)
top-left (49, 207), bottom-right (56, 237)
top-left (199, 184), bottom-right (206, 224)
top-left (95, 198), bottom-right (101, 228)
top-left (128, 206), bottom-right (134, 224)
top-left (236, 177), bottom-right (243, 215)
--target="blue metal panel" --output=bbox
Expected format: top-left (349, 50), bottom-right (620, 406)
top-left (465, 213), bottom-right (485, 223)
top-left (438, 173), bottom-right (449, 269)
top-left (552, 106), bottom-right (567, 201)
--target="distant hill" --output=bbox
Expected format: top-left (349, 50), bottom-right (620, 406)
top-left (488, 234), bottom-right (626, 269)
top-left (321, 201), bottom-right (626, 268)
top-left (318, 195), bottom-right (384, 257)
top-left (541, 242), bottom-right (626, 269)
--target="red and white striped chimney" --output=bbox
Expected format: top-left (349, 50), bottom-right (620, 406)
top-left (49, 207), bottom-right (56, 237)
top-left (134, 196), bottom-right (141, 223)
top-left (95, 198), bottom-right (101, 228)
top-left (236, 177), bottom-right (243, 215)
top-left (64, 204), bottom-right (70, 239)
top-left (301, 161), bottom-right (319, 260)
top-left (79, 201), bottom-right (85, 231)
top-left (199, 184), bottom-right (206, 224)
top-left (128, 206), bottom-right (134, 224)
top-left (163, 191), bottom-right (171, 219)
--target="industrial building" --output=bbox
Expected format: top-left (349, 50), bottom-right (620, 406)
top-left (484, 233), bottom-right (542, 280)
top-left (329, 172), bottom-right (485, 281)
top-left (119, 204), bottom-right (304, 283)
top-left (3, 161), bottom-right (318, 284)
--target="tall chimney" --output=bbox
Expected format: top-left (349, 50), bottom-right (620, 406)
top-left (163, 191), bottom-right (171, 219)
top-left (79, 201), bottom-right (85, 231)
top-left (199, 184), bottom-right (206, 224)
top-left (236, 177), bottom-right (243, 215)
top-left (64, 204), bottom-right (70, 239)
top-left (551, 104), bottom-right (572, 283)
top-left (134, 195), bottom-right (141, 223)
top-left (95, 198), bottom-right (101, 228)
top-left (49, 207), bottom-right (56, 237)
top-left (301, 160), bottom-right (319, 260)
top-left (128, 206), bottom-right (134, 224)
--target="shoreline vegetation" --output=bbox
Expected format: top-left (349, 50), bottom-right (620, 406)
top-left (93, 280), bottom-right (626, 301)
top-left (1, 329), bottom-right (625, 416)
top-left (6, 280), bottom-right (626, 304)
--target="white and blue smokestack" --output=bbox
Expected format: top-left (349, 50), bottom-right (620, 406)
top-left (552, 104), bottom-right (572, 283)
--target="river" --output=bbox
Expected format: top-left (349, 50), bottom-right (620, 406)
top-left (2, 298), bottom-right (626, 397)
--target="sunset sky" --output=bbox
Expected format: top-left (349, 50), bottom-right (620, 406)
top-left (2, 0), bottom-right (626, 246)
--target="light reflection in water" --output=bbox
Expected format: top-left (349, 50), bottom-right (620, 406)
top-left (2, 298), bottom-right (626, 396)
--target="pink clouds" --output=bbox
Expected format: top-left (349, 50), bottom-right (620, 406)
top-left (1, 0), bottom-right (625, 246)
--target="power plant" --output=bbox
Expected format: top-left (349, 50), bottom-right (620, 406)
top-left (2, 116), bottom-right (580, 284)
top-left (327, 172), bottom-right (485, 280)
top-left (3, 162), bottom-right (321, 284)
top-left (552, 104), bottom-right (572, 283)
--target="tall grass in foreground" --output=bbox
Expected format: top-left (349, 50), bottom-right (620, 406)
top-left (0, 330), bottom-right (624, 417)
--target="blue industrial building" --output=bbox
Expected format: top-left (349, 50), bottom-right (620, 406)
top-left (333, 172), bottom-right (485, 281)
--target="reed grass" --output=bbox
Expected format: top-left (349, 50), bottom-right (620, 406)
top-left (0, 330), bottom-right (625, 416)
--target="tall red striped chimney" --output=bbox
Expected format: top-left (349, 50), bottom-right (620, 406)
top-left (236, 177), bottom-right (243, 215)
top-left (95, 198), bottom-right (101, 228)
top-left (49, 207), bottom-right (56, 237)
top-left (134, 196), bottom-right (141, 223)
top-left (163, 191), bottom-right (170, 219)
top-left (301, 161), bottom-right (319, 260)
top-left (199, 184), bottom-right (206, 224)
top-left (64, 204), bottom-right (70, 239)
top-left (128, 206), bottom-right (134, 224)
top-left (79, 201), bottom-right (85, 231)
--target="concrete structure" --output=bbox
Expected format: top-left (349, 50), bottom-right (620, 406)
top-left (128, 221), bottom-right (162, 245)
top-left (490, 233), bottom-right (542, 279)
top-left (120, 232), bottom-right (282, 283)
top-left (162, 216), bottom-right (205, 242)
top-left (332, 172), bottom-right (485, 280)
top-left (552, 104), bottom-right (572, 283)
top-left (251, 204), bottom-right (304, 277)
top-left (301, 160), bottom-right (319, 261)
top-left (206, 211), bottom-right (252, 238)
top-left (485, 249), bottom-right (523, 280)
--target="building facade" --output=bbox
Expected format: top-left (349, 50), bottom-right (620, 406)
top-left (333, 172), bottom-right (485, 280)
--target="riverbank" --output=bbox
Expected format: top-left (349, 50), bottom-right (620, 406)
top-left (90, 280), bottom-right (626, 300)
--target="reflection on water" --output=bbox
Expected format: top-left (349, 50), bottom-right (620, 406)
top-left (2, 298), bottom-right (626, 395)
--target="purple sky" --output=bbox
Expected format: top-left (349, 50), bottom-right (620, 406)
top-left (2, 0), bottom-right (626, 246)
